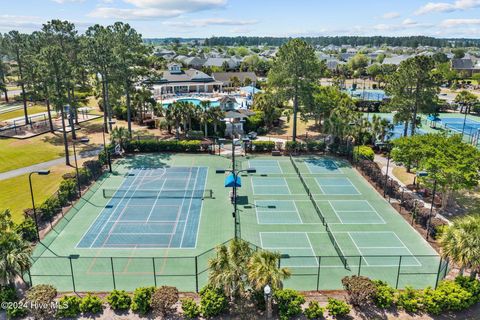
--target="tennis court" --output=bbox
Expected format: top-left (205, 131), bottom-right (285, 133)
top-left (77, 166), bottom-right (209, 249)
top-left (440, 117), bottom-right (480, 136)
top-left (240, 155), bottom-right (442, 290)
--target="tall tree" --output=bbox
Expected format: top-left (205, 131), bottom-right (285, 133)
top-left (386, 56), bottom-right (439, 136)
top-left (454, 90), bottom-right (478, 114)
top-left (4, 31), bottom-right (30, 124)
top-left (110, 22), bottom-right (149, 137)
top-left (0, 34), bottom-right (9, 103)
top-left (268, 39), bottom-right (323, 141)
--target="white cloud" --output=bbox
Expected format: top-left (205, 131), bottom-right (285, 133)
top-left (415, 0), bottom-right (480, 15)
top-left (89, 0), bottom-right (227, 19)
top-left (382, 12), bottom-right (400, 19)
top-left (51, 0), bottom-right (84, 3)
top-left (0, 15), bottom-right (44, 32)
top-left (163, 18), bottom-right (257, 28)
top-left (441, 18), bottom-right (480, 27)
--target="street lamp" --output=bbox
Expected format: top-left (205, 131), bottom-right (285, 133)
top-left (29, 170), bottom-right (51, 241)
top-left (72, 137), bottom-right (90, 197)
top-left (102, 120), bottom-right (116, 173)
top-left (264, 284), bottom-right (272, 319)
top-left (216, 167), bottom-right (256, 239)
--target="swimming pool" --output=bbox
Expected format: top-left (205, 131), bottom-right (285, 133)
top-left (162, 98), bottom-right (221, 108)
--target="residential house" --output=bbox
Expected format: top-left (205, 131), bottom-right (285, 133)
top-left (452, 58), bottom-right (480, 77)
top-left (212, 72), bottom-right (257, 87)
top-left (382, 55), bottom-right (413, 65)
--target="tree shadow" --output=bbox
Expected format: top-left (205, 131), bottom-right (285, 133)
top-left (117, 153), bottom-right (173, 170)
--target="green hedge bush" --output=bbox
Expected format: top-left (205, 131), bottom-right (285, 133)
top-left (56, 295), bottom-right (82, 318)
top-left (151, 286), bottom-right (179, 317)
top-left (273, 289), bottom-right (305, 320)
top-left (181, 298), bottom-right (201, 319)
top-left (106, 290), bottom-right (131, 311)
top-left (131, 286), bottom-right (155, 315)
top-left (251, 141), bottom-right (275, 152)
top-left (14, 217), bottom-right (37, 242)
top-left (304, 301), bottom-right (324, 319)
top-left (372, 280), bottom-right (396, 308)
top-left (285, 141), bottom-right (326, 153)
top-left (397, 287), bottom-right (422, 313)
top-left (79, 293), bottom-right (103, 314)
top-left (124, 140), bottom-right (203, 153)
top-left (354, 145), bottom-right (375, 161)
top-left (199, 287), bottom-right (228, 318)
top-left (326, 298), bottom-right (350, 318)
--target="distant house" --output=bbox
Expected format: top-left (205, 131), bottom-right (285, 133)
top-left (219, 96), bottom-right (238, 111)
top-left (183, 57), bottom-right (206, 69)
top-left (204, 58), bottom-right (239, 70)
top-left (151, 63), bottom-right (223, 95)
top-left (325, 59), bottom-right (345, 71)
top-left (154, 49), bottom-right (175, 60)
top-left (451, 58), bottom-right (480, 77)
top-left (382, 55), bottom-right (412, 65)
top-left (212, 72), bottom-right (257, 87)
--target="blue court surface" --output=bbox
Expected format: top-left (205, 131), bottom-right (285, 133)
top-left (305, 159), bottom-right (342, 174)
top-left (440, 117), bottom-right (480, 136)
top-left (77, 166), bottom-right (208, 249)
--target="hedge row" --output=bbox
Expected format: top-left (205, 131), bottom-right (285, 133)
top-left (124, 140), bottom-right (205, 153)
top-left (285, 140), bottom-right (326, 153)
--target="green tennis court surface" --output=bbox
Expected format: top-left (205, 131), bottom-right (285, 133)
top-left (28, 154), bottom-right (444, 292)
top-left (240, 156), bottom-right (442, 290)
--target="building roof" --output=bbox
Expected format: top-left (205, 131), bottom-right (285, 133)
top-left (204, 58), bottom-right (238, 68)
top-left (157, 68), bottom-right (215, 84)
top-left (382, 55), bottom-right (412, 65)
top-left (452, 58), bottom-right (474, 70)
top-left (212, 72), bottom-right (257, 84)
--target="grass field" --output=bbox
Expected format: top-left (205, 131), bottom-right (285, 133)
top-left (0, 166), bottom-right (72, 223)
top-left (0, 105), bottom-right (48, 122)
top-left (27, 153), bottom-right (444, 293)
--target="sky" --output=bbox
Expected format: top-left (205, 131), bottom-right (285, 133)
top-left (2, 0), bottom-right (480, 38)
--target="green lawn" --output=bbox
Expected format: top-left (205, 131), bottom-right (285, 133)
top-left (0, 167), bottom-right (71, 223)
top-left (0, 135), bottom-right (66, 173)
top-left (0, 105), bottom-right (48, 122)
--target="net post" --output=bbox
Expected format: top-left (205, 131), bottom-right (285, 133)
top-left (434, 257), bottom-right (443, 289)
top-left (357, 256), bottom-right (362, 276)
top-left (316, 256), bottom-right (321, 291)
top-left (69, 257), bottom-right (76, 292)
top-left (395, 256), bottom-right (403, 289)
top-left (152, 257), bottom-right (157, 287)
top-left (195, 256), bottom-right (199, 293)
top-left (110, 257), bottom-right (116, 289)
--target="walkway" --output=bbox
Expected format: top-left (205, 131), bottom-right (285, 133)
top-left (0, 148), bottom-right (102, 181)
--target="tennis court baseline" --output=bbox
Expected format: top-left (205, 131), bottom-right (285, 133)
top-left (315, 177), bottom-right (360, 195)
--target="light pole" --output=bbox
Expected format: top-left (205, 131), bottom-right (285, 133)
top-left (216, 167), bottom-right (256, 239)
top-left (72, 137), bottom-right (90, 197)
top-left (264, 284), bottom-right (272, 319)
top-left (29, 170), bottom-right (51, 241)
top-left (102, 120), bottom-right (116, 173)
top-left (461, 102), bottom-right (469, 136)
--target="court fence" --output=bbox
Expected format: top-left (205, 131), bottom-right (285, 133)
top-left (27, 243), bottom-right (448, 293)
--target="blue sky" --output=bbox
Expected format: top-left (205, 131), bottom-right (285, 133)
top-left (2, 0), bottom-right (480, 38)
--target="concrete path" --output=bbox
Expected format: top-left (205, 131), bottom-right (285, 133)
top-left (0, 148), bottom-right (102, 181)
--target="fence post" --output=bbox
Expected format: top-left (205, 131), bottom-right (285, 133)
top-left (316, 256), bottom-right (321, 291)
top-left (69, 257), bottom-right (76, 292)
top-left (357, 256), bottom-right (362, 276)
top-left (434, 258), bottom-right (443, 289)
top-left (195, 256), bottom-right (199, 293)
top-left (395, 256), bottom-right (403, 289)
top-left (27, 268), bottom-right (32, 287)
top-left (110, 257), bottom-right (116, 289)
top-left (152, 258), bottom-right (157, 287)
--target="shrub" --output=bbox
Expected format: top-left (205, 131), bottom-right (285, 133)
top-left (151, 286), bottom-right (179, 317)
top-left (124, 140), bottom-right (203, 153)
top-left (79, 293), bottom-right (103, 314)
top-left (83, 160), bottom-right (103, 179)
top-left (25, 284), bottom-right (57, 319)
top-left (354, 145), bottom-right (375, 161)
top-left (455, 276), bottom-right (480, 304)
top-left (372, 280), bottom-right (396, 308)
top-left (14, 218), bottom-right (37, 242)
top-left (422, 280), bottom-right (473, 314)
top-left (58, 178), bottom-right (78, 202)
top-left (0, 286), bottom-right (17, 303)
top-left (106, 290), bottom-right (131, 311)
top-left (249, 289), bottom-right (266, 311)
top-left (181, 298), bottom-right (201, 319)
top-left (199, 287), bottom-right (228, 318)
top-left (326, 298), bottom-right (350, 318)
top-left (285, 141), bottom-right (306, 153)
top-left (306, 140), bottom-right (326, 152)
top-left (56, 295), bottom-right (82, 318)
top-left (39, 196), bottom-right (61, 221)
top-left (186, 130), bottom-right (204, 140)
top-left (397, 287), bottom-right (422, 313)
top-left (273, 289), bottom-right (305, 320)
top-left (304, 301), bottom-right (324, 319)
top-left (6, 305), bottom-right (28, 319)
top-left (251, 140), bottom-right (275, 152)
top-left (341, 275), bottom-right (377, 307)
top-left (131, 286), bottom-right (155, 315)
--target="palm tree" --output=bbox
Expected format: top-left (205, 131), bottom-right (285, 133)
top-left (110, 126), bottom-right (130, 149)
top-left (207, 106), bottom-right (225, 135)
top-left (200, 100), bottom-right (211, 137)
top-left (439, 214), bottom-right (480, 279)
top-left (208, 239), bottom-right (252, 301)
top-left (166, 102), bottom-right (183, 140)
top-left (132, 87), bottom-right (156, 124)
top-left (247, 250), bottom-right (291, 291)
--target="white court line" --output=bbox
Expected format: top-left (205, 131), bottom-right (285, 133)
top-left (145, 177), bottom-right (167, 222)
top-left (327, 200), bottom-right (386, 224)
top-left (115, 220), bottom-right (186, 223)
top-left (348, 232), bottom-right (370, 266)
top-left (255, 200), bottom-right (302, 225)
top-left (178, 168), bottom-right (195, 248)
top-left (305, 159), bottom-right (343, 174)
top-left (110, 232), bottom-right (174, 235)
top-left (193, 167), bottom-right (209, 249)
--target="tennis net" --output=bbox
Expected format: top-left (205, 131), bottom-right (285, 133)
top-left (102, 188), bottom-right (213, 199)
top-left (326, 224), bottom-right (348, 269)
